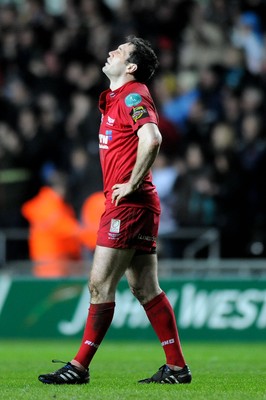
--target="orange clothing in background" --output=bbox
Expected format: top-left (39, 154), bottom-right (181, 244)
top-left (21, 186), bottom-right (83, 277)
top-left (80, 191), bottom-right (106, 251)
top-left (21, 187), bottom-right (106, 277)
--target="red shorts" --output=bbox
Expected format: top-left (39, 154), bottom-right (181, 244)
top-left (96, 206), bottom-right (160, 253)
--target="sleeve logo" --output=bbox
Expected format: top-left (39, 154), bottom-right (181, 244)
top-left (125, 93), bottom-right (142, 107)
top-left (130, 106), bottom-right (149, 123)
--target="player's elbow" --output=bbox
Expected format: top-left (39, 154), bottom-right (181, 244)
top-left (151, 131), bottom-right (162, 152)
top-left (154, 131), bottom-right (162, 147)
top-left (138, 124), bottom-right (162, 151)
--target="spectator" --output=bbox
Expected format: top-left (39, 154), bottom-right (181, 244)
top-left (68, 146), bottom-right (103, 216)
top-left (236, 113), bottom-right (266, 242)
top-left (212, 150), bottom-right (249, 257)
top-left (221, 89), bottom-right (242, 133)
top-left (239, 85), bottom-right (265, 116)
top-left (152, 152), bottom-right (181, 258)
top-left (65, 92), bottom-right (100, 153)
top-left (152, 152), bottom-right (179, 232)
top-left (160, 69), bottom-right (200, 133)
top-left (21, 170), bottom-right (99, 277)
top-left (209, 122), bottom-right (236, 155)
top-left (231, 11), bottom-right (265, 74)
top-left (222, 45), bottom-right (251, 90)
top-left (80, 191), bottom-right (105, 255)
top-left (0, 122), bottom-right (30, 228)
top-left (179, 1), bottom-right (228, 69)
top-left (172, 142), bottom-right (216, 229)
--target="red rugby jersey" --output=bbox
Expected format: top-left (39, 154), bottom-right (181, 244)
top-left (98, 81), bottom-right (161, 214)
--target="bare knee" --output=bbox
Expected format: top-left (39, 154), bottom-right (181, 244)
top-left (129, 285), bottom-right (161, 305)
top-left (129, 285), bottom-right (146, 303)
top-left (89, 281), bottom-right (100, 301)
top-left (89, 279), bottom-right (115, 303)
top-left (89, 279), bottom-right (105, 303)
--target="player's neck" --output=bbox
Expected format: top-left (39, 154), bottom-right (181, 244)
top-left (109, 75), bottom-right (136, 91)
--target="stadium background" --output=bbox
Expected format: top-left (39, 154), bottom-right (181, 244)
top-left (0, 0), bottom-right (266, 341)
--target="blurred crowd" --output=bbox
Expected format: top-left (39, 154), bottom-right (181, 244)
top-left (1, 0), bottom-right (266, 262)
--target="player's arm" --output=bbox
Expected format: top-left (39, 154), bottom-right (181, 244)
top-left (111, 122), bottom-right (162, 206)
top-left (129, 123), bottom-right (162, 190)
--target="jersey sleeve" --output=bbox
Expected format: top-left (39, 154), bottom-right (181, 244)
top-left (122, 91), bottom-right (159, 132)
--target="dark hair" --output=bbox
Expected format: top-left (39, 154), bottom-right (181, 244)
top-left (125, 35), bottom-right (159, 83)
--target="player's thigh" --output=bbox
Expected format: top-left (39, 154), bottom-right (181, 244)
top-left (90, 245), bottom-right (135, 294)
top-left (125, 253), bottom-right (162, 304)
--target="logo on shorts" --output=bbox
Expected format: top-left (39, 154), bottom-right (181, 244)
top-left (138, 234), bottom-right (156, 242)
top-left (110, 219), bottom-right (121, 233)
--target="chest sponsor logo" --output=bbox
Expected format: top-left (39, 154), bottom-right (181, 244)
top-left (125, 93), bottom-right (142, 107)
top-left (130, 106), bottom-right (149, 123)
top-left (99, 130), bottom-right (112, 149)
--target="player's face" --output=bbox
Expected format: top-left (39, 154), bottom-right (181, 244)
top-left (102, 42), bottom-right (135, 78)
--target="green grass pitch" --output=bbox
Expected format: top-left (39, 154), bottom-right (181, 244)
top-left (0, 340), bottom-right (265, 400)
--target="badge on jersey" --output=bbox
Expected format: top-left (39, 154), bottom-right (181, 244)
top-left (110, 218), bottom-right (121, 233)
top-left (130, 106), bottom-right (149, 123)
top-left (107, 116), bottom-right (115, 126)
top-left (125, 93), bottom-right (142, 107)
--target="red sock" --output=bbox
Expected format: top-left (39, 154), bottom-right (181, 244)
top-left (74, 302), bottom-right (115, 368)
top-left (143, 292), bottom-right (185, 367)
